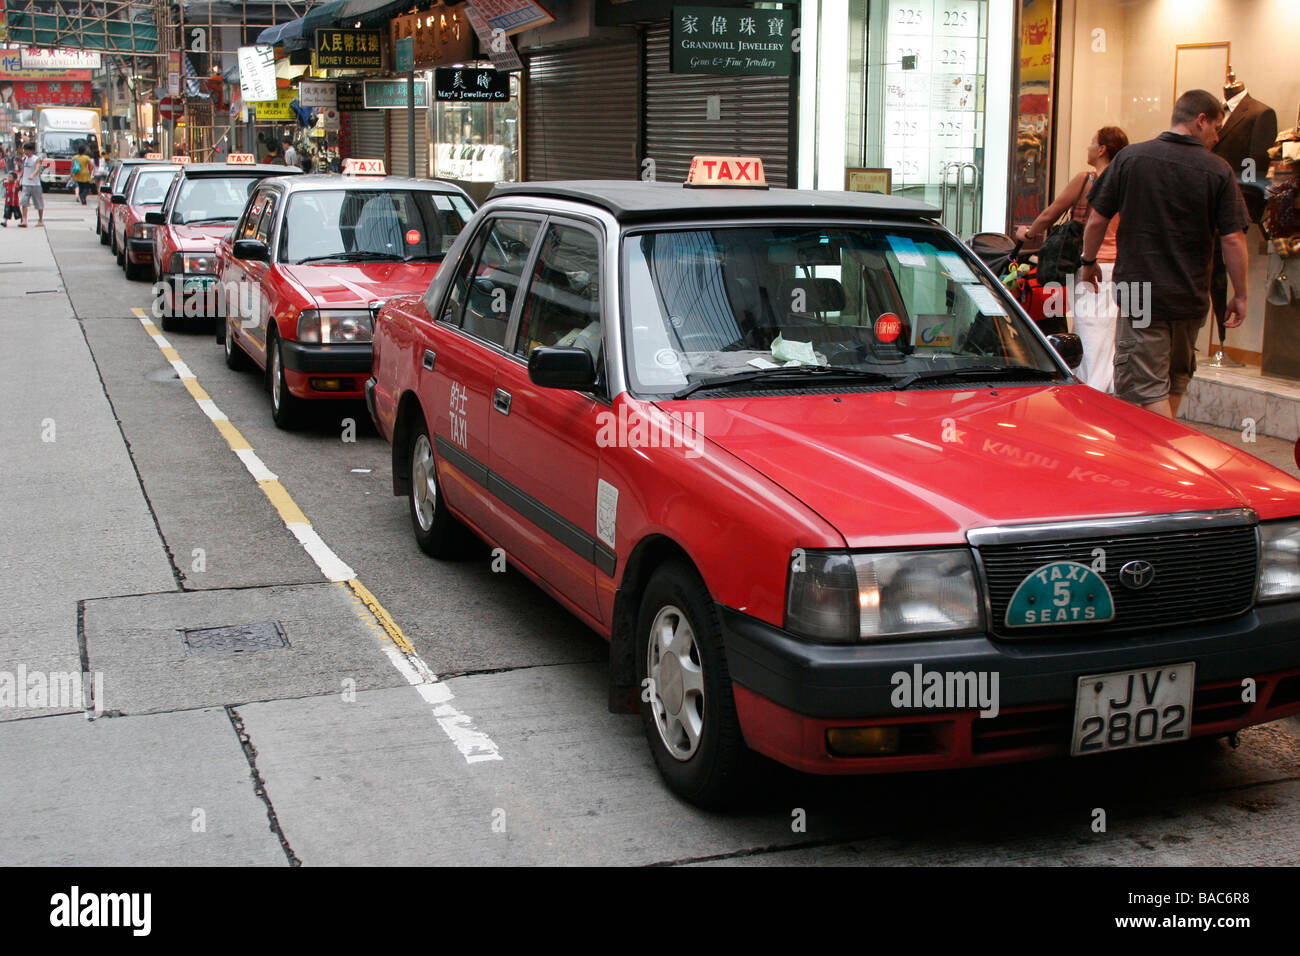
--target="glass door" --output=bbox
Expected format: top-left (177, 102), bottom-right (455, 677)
top-left (865, 0), bottom-right (990, 240)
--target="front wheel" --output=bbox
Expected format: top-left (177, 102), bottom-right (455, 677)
top-left (407, 418), bottom-right (466, 558)
top-left (268, 335), bottom-right (305, 429)
top-left (224, 320), bottom-right (252, 370)
top-left (637, 562), bottom-right (753, 809)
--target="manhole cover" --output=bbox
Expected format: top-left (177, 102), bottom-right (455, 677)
top-left (182, 621), bottom-right (289, 655)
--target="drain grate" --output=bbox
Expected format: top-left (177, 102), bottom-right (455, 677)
top-left (182, 621), bottom-right (290, 655)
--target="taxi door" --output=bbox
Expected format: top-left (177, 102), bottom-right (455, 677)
top-left (222, 189), bottom-right (277, 365)
top-left (429, 214), bottom-right (543, 534)
top-left (488, 220), bottom-right (606, 620)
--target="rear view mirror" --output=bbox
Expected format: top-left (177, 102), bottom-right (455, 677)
top-left (232, 238), bottom-right (269, 262)
top-left (144, 211), bottom-right (164, 225)
top-left (529, 347), bottom-right (597, 390)
top-left (1048, 333), bottom-right (1083, 370)
top-left (110, 194), bottom-right (126, 204)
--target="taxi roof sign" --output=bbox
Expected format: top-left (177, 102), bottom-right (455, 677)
top-left (343, 158), bottom-right (385, 177)
top-left (226, 153), bottom-right (256, 165)
top-left (171, 155), bottom-right (191, 164)
top-left (685, 155), bottom-right (768, 189)
top-left (144, 152), bottom-right (163, 160)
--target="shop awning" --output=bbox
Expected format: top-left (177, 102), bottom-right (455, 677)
top-left (338, 0), bottom-right (417, 24)
top-left (256, 0), bottom-right (351, 51)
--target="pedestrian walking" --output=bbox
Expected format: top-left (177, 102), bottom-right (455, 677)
top-left (1081, 90), bottom-right (1249, 419)
top-left (2, 172), bottom-right (21, 227)
top-left (18, 141), bottom-right (45, 228)
top-left (1018, 126), bottom-right (1129, 392)
top-left (282, 138), bottom-right (298, 168)
top-left (93, 150), bottom-right (110, 193)
top-left (71, 144), bottom-right (93, 205)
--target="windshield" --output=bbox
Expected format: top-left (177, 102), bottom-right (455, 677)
top-left (279, 189), bottom-right (474, 264)
top-left (129, 169), bottom-right (178, 205)
top-left (622, 225), bottom-right (1061, 395)
top-left (41, 131), bottom-right (95, 155)
top-left (172, 176), bottom-right (262, 224)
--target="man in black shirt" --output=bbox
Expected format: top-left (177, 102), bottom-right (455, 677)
top-left (1081, 89), bottom-right (1250, 419)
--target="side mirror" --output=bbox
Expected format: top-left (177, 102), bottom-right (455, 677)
top-left (110, 194), bottom-right (126, 204)
top-left (529, 346), bottom-right (597, 390)
top-left (1048, 332), bottom-right (1084, 371)
top-left (144, 210), bottom-right (164, 225)
top-left (232, 238), bottom-right (269, 262)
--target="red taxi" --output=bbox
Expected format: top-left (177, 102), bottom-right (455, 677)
top-left (217, 166), bottom-right (475, 428)
top-left (97, 158), bottom-right (164, 245)
top-left (112, 163), bottom-right (180, 280)
top-left (367, 157), bottom-right (1300, 807)
top-left (148, 157), bottom-right (301, 330)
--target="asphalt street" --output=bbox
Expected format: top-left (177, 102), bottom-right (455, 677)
top-left (2, 192), bottom-right (1298, 866)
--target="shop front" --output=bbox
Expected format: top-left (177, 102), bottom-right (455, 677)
top-left (1056, 0), bottom-right (1300, 376)
top-left (801, 0), bottom-right (1017, 240)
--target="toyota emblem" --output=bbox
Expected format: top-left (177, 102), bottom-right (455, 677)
top-left (1118, 560), bottom-right (1156, 590)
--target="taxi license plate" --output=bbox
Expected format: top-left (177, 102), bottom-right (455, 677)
top-left (1070, 662), bottom-right (1195, 756)
top-left (183, 277), bottom-right (216, 293)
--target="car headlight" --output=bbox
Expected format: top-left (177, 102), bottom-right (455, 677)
top-left (786, 549), bottom-right (983, 642)
top-left (296, 309), bottom-right (373, 344)
top-left (1257, 520), bottom-right (1300, 603)
top-left (129, 222), bottom-right (155, 239)
top-left (181, 253), bottom-right (215, 274)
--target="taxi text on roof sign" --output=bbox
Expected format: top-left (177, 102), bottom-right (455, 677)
top-left (343, 158), bottom-right (386, 176)
top-left (685, 155), bottom-right (768, 189)
top-left (144, 152), bottom-right (163, 160)
top-left (171, 155), bottom-right (191, 164)
top-left (226, 153), bottom-right (256, 165)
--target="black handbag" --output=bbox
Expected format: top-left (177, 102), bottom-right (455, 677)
top-left (1035, 174), bottom-right (1091, 285)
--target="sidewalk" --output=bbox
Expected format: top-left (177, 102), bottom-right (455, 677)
top-left (0, 199), bottom-right (285, 865)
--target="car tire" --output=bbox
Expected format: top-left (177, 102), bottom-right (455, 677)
top-left (636, 561), bottom-right (754, 809)
top-left (93, 213), bottom-right (100, 235)
top-left (98, 217), bottom-right (109, 245)
top-left (406, 416), bottom-right (466, 558)
top-left (114, 235), bottom-right (124, 266)
top-left (268, 333), bottom-right (304, 430)
top-left (124, 254), bottom-right (145, 281)
top-left (224, 320), bottom-right (252, 371)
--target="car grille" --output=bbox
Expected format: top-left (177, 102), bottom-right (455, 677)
top-left (977, 523), bottom-right (1258, 638)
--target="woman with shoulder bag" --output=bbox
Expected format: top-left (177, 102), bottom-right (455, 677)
top-left (1015, 126), bottom-right (1128, 391)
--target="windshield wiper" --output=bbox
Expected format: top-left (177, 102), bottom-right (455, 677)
top-left (891, 364), bottom-right (1063, 391)
top-left (184, 216), bottom-right (237, 225)
top-left (295, 251), bottom-right (404, 264)
top-left (672, 365), bottom-right (893, 399)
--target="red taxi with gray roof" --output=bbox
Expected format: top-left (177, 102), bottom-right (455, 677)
top-left (366, 156), bottom-right (1300, 807)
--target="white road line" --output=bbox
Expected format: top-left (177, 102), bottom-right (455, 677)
top-left (286, 523), bottom-right (356, 582)
top-left (196, 398), bottom-right (227, 421)
top-left (235, 448), bottom-right (277, 481)
top-left (381, 645), bottom-right (502, 763)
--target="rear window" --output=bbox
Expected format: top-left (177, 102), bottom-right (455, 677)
top-left (130, 170), bottom-right (178, 205)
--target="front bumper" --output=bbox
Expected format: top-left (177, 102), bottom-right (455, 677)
top-left (721, 603), bottom-right (1300, 773)
top-left (127, 238), bottom-right (153, 262)
top-left (280, 340), bottom-right (372, 399)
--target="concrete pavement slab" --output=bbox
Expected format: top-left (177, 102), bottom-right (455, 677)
top-left (82, 582), bottom-right (407, 715)
top-left (0, 708), bottom-right (287, 866)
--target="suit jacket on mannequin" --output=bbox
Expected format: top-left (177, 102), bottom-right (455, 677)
top-left (1213, 91), bottom-right (1278, 222)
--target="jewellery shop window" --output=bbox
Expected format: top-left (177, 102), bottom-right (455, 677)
top-left (432, 74), bottom-right (520, 185)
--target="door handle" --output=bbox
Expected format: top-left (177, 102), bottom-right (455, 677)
top-left (492, 388), bottom-right (511, 415)
top-left (422, 349), bottom-right (436, 371)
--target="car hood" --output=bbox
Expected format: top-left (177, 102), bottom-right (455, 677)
top-left (169, 224), bottom-right (233, 247)
top-left (278, 262), bottom-right (438, 308)
top-left (653, 385), bottom-right (1300, 548)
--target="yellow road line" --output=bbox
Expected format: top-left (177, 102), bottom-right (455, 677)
top-left (346, 579), bottom-right (416, 655)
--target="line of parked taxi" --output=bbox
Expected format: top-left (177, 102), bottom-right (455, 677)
top-left (96, 152), bottom-right (1300, 808)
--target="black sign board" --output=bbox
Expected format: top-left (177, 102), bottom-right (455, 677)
top-left (336, 80), bottom-right (365, 112)
top-left (315, 29), bottom-right (383, 70)
top-left (670, 6), bottom-right (794, 76)
top-left (433, 68), bottom-right (511, 102)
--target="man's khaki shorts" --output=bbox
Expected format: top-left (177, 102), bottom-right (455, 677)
top-left (19, 184), bottom-right (43, 211)
top-left (1114, 316), bottom-right (1203, 406)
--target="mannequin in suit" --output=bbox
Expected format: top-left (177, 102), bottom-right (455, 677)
top-left (1210, 69), bottom-right (1278, 344)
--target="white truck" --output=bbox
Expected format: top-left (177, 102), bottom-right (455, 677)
top-left (35, 107), bottom-right (102, 191)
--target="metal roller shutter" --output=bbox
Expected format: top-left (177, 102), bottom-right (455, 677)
top-left (525, 41), bottom-right (639, 180)
top-left (349, 111), bottom-right (387, 163)
top-left (643, 22), bottom-right (793, 187)
top-left (389, 107), bottom-right (431, 178)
